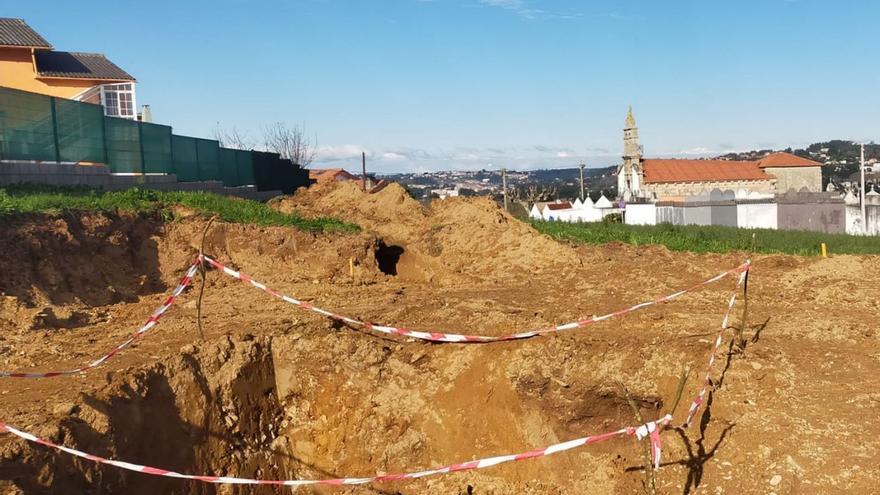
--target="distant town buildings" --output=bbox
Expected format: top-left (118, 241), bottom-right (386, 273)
top-left (616, 107), bottom-right (825, 201)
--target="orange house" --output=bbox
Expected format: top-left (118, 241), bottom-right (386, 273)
top-left (0, 18), bottom-right (138, 118)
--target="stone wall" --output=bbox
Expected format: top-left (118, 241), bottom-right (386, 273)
top-left (645, 179), bottom-right (775, 198)
top-left (764, 166), bottom-right (822, 193)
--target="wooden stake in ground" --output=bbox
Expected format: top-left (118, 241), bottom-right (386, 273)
top-left (619, 382), bottom-right (657, 495)
top-left (362, 151), bottom-right (367, 192)
top-left (196, 215), bottom-right (218, 342)
top-left (737, 233), bottom-right (755, 349)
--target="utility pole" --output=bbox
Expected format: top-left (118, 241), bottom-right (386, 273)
top-left (861, 143), bottom-right (866, 226)
top-left (501, 167), bottom-right (509, 211)
top-left (362, 151), bottom-right (367, 192)
top-left (578, 162), bottom-right (586, 200)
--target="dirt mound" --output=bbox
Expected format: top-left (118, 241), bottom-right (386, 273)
top-left (1, 210), bottom-right (879, 494)
top-left (275, 182), bottom-right (580, 283)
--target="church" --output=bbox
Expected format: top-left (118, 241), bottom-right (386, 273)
top-left (616, 108), bottom-right (824, 201)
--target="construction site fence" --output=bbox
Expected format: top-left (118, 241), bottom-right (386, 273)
top-left (0, 86), bottom-right (307, 191)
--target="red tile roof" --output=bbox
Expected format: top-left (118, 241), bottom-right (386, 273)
top-left (643, 159), bottom-right (770, 184)
top-left (308, 168), bottom-right (359, 182)
top-left (756, 152), bottom-right (822, 168)
top-left (546, 202), bottom-right (573, 210)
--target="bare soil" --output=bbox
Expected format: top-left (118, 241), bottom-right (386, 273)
top-left (0, 184), bottom-right (877, 495)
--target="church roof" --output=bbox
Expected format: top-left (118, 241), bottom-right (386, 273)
top-left (756, 152), bottom-right (822, 168)
top-left (642, 159), bottom-right (770, 184)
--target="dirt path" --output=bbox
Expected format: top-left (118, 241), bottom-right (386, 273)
top-left (0, 190), bottom-right (877, 494)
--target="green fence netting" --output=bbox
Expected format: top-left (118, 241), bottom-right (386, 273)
top-left (171, 134), bottom-right (199, 181)
top-left (54, 98), bottom-right (105, 163)
top-left (195, 138), bottom-right (220, 182)
top-left (140, 122), bottom-right (172, 174)
top-left (235, 149), bottom-right (255, 186)
top-left (218, 147), bottom-right (238, 186)
top-left (0, 86), bottom-right (268, 189)
top-left (104, 117), bottom-right (142, 173)
top-left (0, 87), bottom-right (57, 161)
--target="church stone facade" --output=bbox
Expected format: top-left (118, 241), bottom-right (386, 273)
top-left (616, 108), bottom-right (823, 200)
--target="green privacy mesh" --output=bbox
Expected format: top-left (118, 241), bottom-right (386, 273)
top-left (140, 122), bottom-right (172, 173)
top-left (218, 147), bottom-right (238, 186)
top-left (195, 138), bottom-right (220, 182)
top-left (171, 134), bottom-right (199, 181)
top-left (0, 86), bottom-right (269, 188)
top-left (54, 98), bottom-right (105, 163)
top-left (0, 87), bottom-right (57, 161)
top-left (104, 116), bottom-right (142, 173)
top-left (235, 149), bottom-right (255, 186)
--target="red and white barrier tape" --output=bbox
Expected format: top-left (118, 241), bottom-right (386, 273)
top-left (0, 414), bottom-right (673, 486)
top-left (202, 255), bottom-right (751, 343)
top-left (684, 268), bottom-right (748, 426)
top-left (0, 263), bottom-right (200, 379)
top-left (0, 259), bottom-right (749, 486)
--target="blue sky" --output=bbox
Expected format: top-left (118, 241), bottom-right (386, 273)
top-left (15, 0), bottom-right (879, 172)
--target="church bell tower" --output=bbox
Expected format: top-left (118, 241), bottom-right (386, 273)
top-left (618, 106), bottom-right (644, 200)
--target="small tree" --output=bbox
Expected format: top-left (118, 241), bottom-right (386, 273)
top-left (262, 122), bottom-right (317, 167)
top-left (212, 124), bottom-right (255, 150)
top-left (510, 184), bottom-right (558, 213)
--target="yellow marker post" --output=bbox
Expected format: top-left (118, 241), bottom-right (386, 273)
top-left (821, 243), bottom-right (827, 258)
top-left (349, 257), bottom-right (355, 277)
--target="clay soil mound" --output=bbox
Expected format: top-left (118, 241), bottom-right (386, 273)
top-left (0, 208), bottom-right (878, 495)
top-left (275, 182), bottom-right (580, 283)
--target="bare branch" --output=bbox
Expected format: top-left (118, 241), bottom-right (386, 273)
top-left (261, 122), bottom-right (317, 167)
top-left (212, 123), bottom-right (255, 150)
top-left (510, 184), bottom-right (558, 212)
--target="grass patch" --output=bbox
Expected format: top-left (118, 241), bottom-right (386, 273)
top-left (0, 184), bottom-right (358, 232)
top-left (532, 220), bottom-right (880, 256)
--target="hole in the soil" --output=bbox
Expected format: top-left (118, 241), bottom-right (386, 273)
top-left (376, 241), bottom-right (405, 276)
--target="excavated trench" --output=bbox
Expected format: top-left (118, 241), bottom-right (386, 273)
top-left (0, 209), bottom-right (668, 494)
top-left (3, 331), bottom-right (661, 495)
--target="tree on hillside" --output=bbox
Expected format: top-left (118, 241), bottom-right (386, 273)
top-left (262, 122), bottom-right (317, 167)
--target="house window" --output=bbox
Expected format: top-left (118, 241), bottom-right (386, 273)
top-left (99, 83), bottom-right (136, 119)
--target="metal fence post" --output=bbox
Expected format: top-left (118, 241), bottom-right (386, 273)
top-left (49, 97), bottom-right (61, 163)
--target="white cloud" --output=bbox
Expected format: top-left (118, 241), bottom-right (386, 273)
top-left (315, 144), bottom-right (368, 162)
top-left (477, 0), bottom-right (580, 20)
top-left (678, 146), bottom-right (715, 156)
top-left (381, 152), bottom-right (407, 161)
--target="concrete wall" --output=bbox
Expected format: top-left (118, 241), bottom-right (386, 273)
top-left (847, 204), bottom-right (880, 235)
top-left (869, 204), bottom-right (880, 236)
top-left (764, 166), bottom-right (822, 193)
top-left (682, 204), bottom-right (712, 225)
top-left (0, 161), bottom-right (281, 202)
top-left (710, 202), bottom-right (738, 227)
top-left (656, 205), bottom-right (683, 224)
top-left (624, 203), bottom-right (656, 225)
top-left (737, 202), bottom-right (777, 229)
top-left (777, 192), bottom-right (845, 234)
